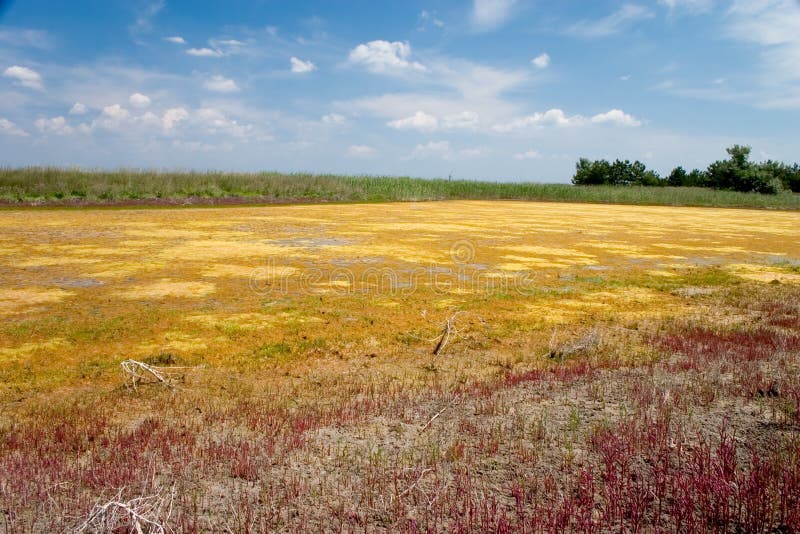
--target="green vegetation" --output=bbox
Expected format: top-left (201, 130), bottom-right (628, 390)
top-left (573, 144), bottom-right (800, 195)
top-left (1, 166), bottom-right (799, 209)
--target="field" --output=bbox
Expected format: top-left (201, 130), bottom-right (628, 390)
top-left (1, 200), bottom-right (800, 532)
top-left (3, 167), bottom-right (800, 210)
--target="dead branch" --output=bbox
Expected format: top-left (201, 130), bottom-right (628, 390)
top-left (76, 489), bottom-right (174, 533)
top-left (420, 395), bottom-right (461, 432)
top-left (395, 468), bottom-right (433, 502)
top-left (432, 311), bottom-right (486, 357)
top-left (120, 359), bottom-right (200, 390)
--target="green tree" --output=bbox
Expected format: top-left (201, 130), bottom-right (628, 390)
top-left (667, 166), bottom-right (688, 187)
top-left (706, 145), bottom-right (779, 194)
top-left (572, 158), bottom-right (612, 185)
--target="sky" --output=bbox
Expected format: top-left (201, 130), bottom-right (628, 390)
top-left (0, 0), bottom-right (798, 182)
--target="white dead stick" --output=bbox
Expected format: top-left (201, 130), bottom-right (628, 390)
top-left (420, 395), bottom-right (461, 432)
top-left (120, 359), bottom-right (200, 390)
top-left (432, 311), bottom-right (485, 357)
top-left (75, 489), bottom-right (172, 533)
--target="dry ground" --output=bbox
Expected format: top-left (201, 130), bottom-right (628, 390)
top-left (1, 201), bottom-right (799, 532)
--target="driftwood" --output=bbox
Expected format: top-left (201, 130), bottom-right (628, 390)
top-left (432, 311), bottom-right (486, 357)
top-left (76, 489), bottom-right (174, 533)
top-left (120, 359), bottom-right (200, 390)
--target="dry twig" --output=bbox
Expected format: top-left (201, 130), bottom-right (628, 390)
top-left (76, 489), bottom-right (174, 533)
top-left (120, 359), bottom-right (199, 390)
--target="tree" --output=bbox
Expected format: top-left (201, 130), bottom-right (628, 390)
top-left (572, 158), bottom-right (612, 185)
top-left (706, 145), bottom-right (779, 194)
top-left (667, 166), bottom-right (688, 187)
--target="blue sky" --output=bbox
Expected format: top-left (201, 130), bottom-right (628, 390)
top-left (0, 0), bottom-right (798, 182)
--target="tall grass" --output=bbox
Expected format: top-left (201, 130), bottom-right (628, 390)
top-left (2, 167), bottom-right (799, 209)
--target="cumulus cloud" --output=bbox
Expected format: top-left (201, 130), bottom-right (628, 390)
top-left (90, 104), bottom-right (138, 131)
top-left (129, 93), bottom-right (151, 108)
top-left (102, 104), bottom-right (130, 121)
top-left (69, 102), bottom-right (88, 115)
top-left (347, 145), bottom-right (375, 157)
top-left (35, 116), bottom-right (73, 135)
top-left (514, 149), bottom-right (543, 160)
top-left (493, 109), bottom-right (583, 131)
top-left (186, 47), bottom-right (223, 58)
top-left (494, 108), bottom-right (642, 132)
top-left (411, 140), bottom-right (451, 159)
top-left (162, 107), bottom-right (189, 131)
top-left (591, 109), bottom-right (642, 126)
top-left (203, 75), bottom-right (239, 93)
top-left (531, 53), bottom-right (550, 69)
top-left (387, 111), bottom-right (439, 132)
top-left (348, 40), bottom-right (425, 74)
top-left (165, 36), bottom-right (186, 44)
top-left (385, 110), bottom-right (480, 133)
top-left (0, 118), bottom-right (28, 137)
top-left (290, 57), bottom-right (317, 74)
top-left (2, 65), bottom-right (44, 90)
top-left (567, 4), bottom-right (654, 38)
top-left (472, 0), bottom-right (517, 32)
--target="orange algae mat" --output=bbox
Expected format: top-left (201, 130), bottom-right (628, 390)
top-left (1, 200), bottom-right (798, 399)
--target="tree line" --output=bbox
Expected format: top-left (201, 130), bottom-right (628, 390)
top-left (572, 145), bottom-right (800, 195)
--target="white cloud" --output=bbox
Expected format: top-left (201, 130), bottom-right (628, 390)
top-left (162, 107), bottom-right (189, 131)
top-left (567, 4), bottom-right (654, 38)
top-left (411, 140), bottom-right (451, 159)
top-left (387, 111), bottom-right (439, 132)
top-left (348, 40), bottom-right (425, 74)
top-left (203, 75), bottom-right (239, 93)
top-left (418, 10), bottom-right (445, 30)
top-left (213, 39), bottom-right (245, 47)
top-left (531, 53), bottom-right (550, 69)
top-left (194, 107), bottom-right (254, 139)
top-left (102, 104), bottom-right (130, 121)
top-left (728, 0), bottom-right (800, 82)
top-left (90, 104), bottom-right (133, 131)
top-left (347, 145), bottom-right (376, 157)
top-left (472, 0), bottom-right (517, 32)
top-left (186, 47), bottom-right (223, 58)
top-left (290, 57), bottom-right (317, 74)
top-left (69, 102), bottom-right (88, 115)
top-left (386, 110), bottom-right (480, 132)
top-left (659, 0), bottom-right (713, 14)
top-left (493, 109), bottom-right (584, 131)
top-left (129, 93), bottom-right (151, 108)
top-left (2, 65), bottom-right (44, 90)
top-left (165, 36), bottom-right (186, 44)
top-left (130, 0), bottom-right (165, 34)
top-left (341, 55), bottom-right (526, 136)
top-left (443, 111), bottom-right (480, 130)
top-left (591, 109), bottom-right (642, 126)
top-left (321, 113), bottom-right (346, 124)
top-left (514, 149), bottom-right (543, 160)
top-left (35, 116), bottom-right (73, 135)
top-left (0, 118), bottom-right (28, 137)
top-left (494, 108), bottom-right (642, 132)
